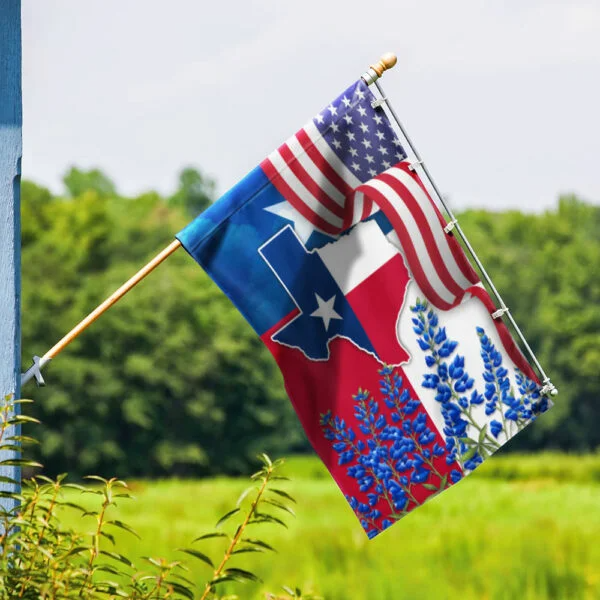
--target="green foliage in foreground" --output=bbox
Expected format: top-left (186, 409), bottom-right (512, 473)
top-left (51, 454), bottom-right (600, 600)
top-left (0, 395), bottom-right (316, 599)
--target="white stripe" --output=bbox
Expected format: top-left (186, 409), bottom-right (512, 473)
top-left (286, 135), bottom-right (347, 207)
top-left (304, 121), bottom-right (362, 189)
top-left (266, 150), bottom-right (344, 228)
top-left (387, 168), bottom-right (473, 290)
top-left (363, 178), bottom-right (456, 304)
top-left (351, 191), bottom-right (364, 226)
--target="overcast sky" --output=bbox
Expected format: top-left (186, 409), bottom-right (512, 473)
top-left (21, 0), bottom-right (600, 211)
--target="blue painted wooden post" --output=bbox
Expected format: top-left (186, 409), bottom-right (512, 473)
top-left (0, 0), bottom-right (22, 514)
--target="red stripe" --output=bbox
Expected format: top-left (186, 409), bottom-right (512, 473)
top-left (278, 142), bottom-right (345, 219)
top-left (378, 171), bottom-right (466, 299)
top-left (359, 184), bottom-right (454, 310)
top-left (342, 191), bottom-right (355, 230)
top-left (260, 158), bottom-right (341, 236)
top-left (361, 194), bottom-right (373, 221)
top-left (397, 162), bottom-right (479, 285)
top-left (296, 129), bottom-right (355, 198)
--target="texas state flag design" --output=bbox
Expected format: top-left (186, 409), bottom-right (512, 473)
top-left (177, 79), bottom-right (551, 538)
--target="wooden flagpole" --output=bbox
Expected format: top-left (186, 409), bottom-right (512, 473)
top-left (21, 240), bottom-right (181, 386)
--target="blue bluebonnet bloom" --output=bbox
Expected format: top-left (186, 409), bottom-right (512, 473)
top-left (320, 363), bottom-right (452, 536)
top-left (412, 300), bottom-right (548, 475)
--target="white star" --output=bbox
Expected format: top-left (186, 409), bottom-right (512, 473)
top-left (359, 122), bottom-right (369, 133)
top-left (346, 131), bottom-right (356, 141)
top-left (327, 104), bottom-right (337, 116)
top-left (341, 95), bottom-right (351, 107)
top-left (392, 137), bottom-right (402, 147)
top-left (383, 160), bottom-right (391, 169)
top-left (311, 294), bottom-right (343, 331)
top-left (315, 113), bottom-right (325, 124)
top-left (361, 138), bottom-right (372, 149)
top-left (265, 202), bottom-right (322, 243)
top-left (368, 168), bottom-right (377, 177)
top-left (395, 151), bottom-right (405, 160)
top-left (343, 114), bottom-right (353, 125)
top-left (375, 130), bottom-right (385, 141)
top-left (365, 154), bottom-right (374, 164)
top-left (373, 114), bottom-right (383, 125)
top-left (332, 138), bottom-right (342, 149)
top-left (357, 106), bottom-right (367, 117)
top-left (355, 88), bottom-right (365, 100)
top-left (331, 122), bottom-right (339, 133)
top-left (351, 161), bottom-right (361, 172)
top-left (349, 147), bottom-right (358, 157)
top-left (378, 145), bottom-right (389, 155)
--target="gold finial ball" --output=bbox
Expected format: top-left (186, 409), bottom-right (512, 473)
top-left (370, 52), bottom-right (397, 77)
top-left (380, 52), bottom-right (397, 71)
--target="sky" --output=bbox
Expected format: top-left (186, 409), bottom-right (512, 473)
top-left (21, 0), bottom-right (600, 211)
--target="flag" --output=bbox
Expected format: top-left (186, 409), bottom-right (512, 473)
top-left (176, 78), bottom-right (551, 538)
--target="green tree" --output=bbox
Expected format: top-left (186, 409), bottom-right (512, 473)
top-left (169, 167), bottom-right (215, 216)
top-left (63, 166), bottom-right (117, 198)
top-left (20, 171), bottom-right (306, 479)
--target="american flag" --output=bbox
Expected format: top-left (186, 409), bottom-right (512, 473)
top-left (260, 79), bottom-right (406, 236)
top-left (259, 77), bottom-right (480, 312)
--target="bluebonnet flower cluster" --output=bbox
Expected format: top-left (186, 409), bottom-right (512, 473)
top-left (320, 365), bottom-right (453, 538)
top-left (413, 299), bottom-right (549, 472)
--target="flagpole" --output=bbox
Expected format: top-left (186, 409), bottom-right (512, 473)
top-left (367, 64), bottom-right (557, 397)
top-left (21, 239), bottom-right (181, 386)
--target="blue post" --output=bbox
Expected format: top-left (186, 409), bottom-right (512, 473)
top-left (0, 0), bottom-right (22, 514)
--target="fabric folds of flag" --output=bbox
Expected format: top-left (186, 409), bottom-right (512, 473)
top-left (176, 78), bottom-right (551, 538)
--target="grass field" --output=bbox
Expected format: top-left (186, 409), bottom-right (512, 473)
top-left (58, 453), bottom-right (600, 600)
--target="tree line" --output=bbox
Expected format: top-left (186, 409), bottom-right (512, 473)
top-left (20, 167), bottom-right (600, 478)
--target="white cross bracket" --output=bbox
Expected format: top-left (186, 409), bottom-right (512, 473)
top-left (21, 355), bottom-right (51, 387)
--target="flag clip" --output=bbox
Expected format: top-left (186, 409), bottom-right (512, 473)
top-left (21, 355), bottom-right (50, 387)
top-left (371, 97), bottom-right (387, 109)
top-left (408, 160), bottom-right (424, 172)
top-left (539, 380), bottom-right (559, 397)
top-left (491, 307), bottom-right (509, 319)
top-left (443, 219), bottom-right (458, 234)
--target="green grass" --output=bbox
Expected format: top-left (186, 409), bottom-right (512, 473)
top-left (58, 454), bottom-right (600, 600)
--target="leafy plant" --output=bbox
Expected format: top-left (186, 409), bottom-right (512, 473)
top-left (0, 395), bottom-right (319, 599)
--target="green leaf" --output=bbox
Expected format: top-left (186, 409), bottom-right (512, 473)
top-left (237, 486), bottom-right (257, 507)
top-left (178, 548), bottom-right (214, 568)
top-left (231, 547), bottom-right (265, 555)
top-left (268, 488), bottom-right (297, 503)
top-left (164, 581), bottom-right (195, 600)
top-left (258, 453), bottom-right (272, 467)
top-left (193, 532), bottom-right (228, 543)
top-left (0, 458), bottom-right (42, 468)
top-left (461, 447), bottom-right (477, 462)
top-left (241, 538), bottom-right (276, 552)
top-left (478, 424), bottom-right (488, 444)
top-left (262, 499), bottom-right (296, 517)
top-left (421, 483), bottom-right (439, 491)
top-left (249, 512), bottom-right (288, 528)
top-left (99, 550), bottom-right (134, 567)
top-left (215, 508), bottom-right (240, 529)
top-left (223, 567), bottom-right (262, 583)
top-left (106, 519), bottom-right (141, 539)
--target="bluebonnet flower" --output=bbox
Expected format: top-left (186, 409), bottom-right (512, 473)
top-left (490, 420), bottom-right (503, 438)
top-left (321, 358), bottom-right (452, 536)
